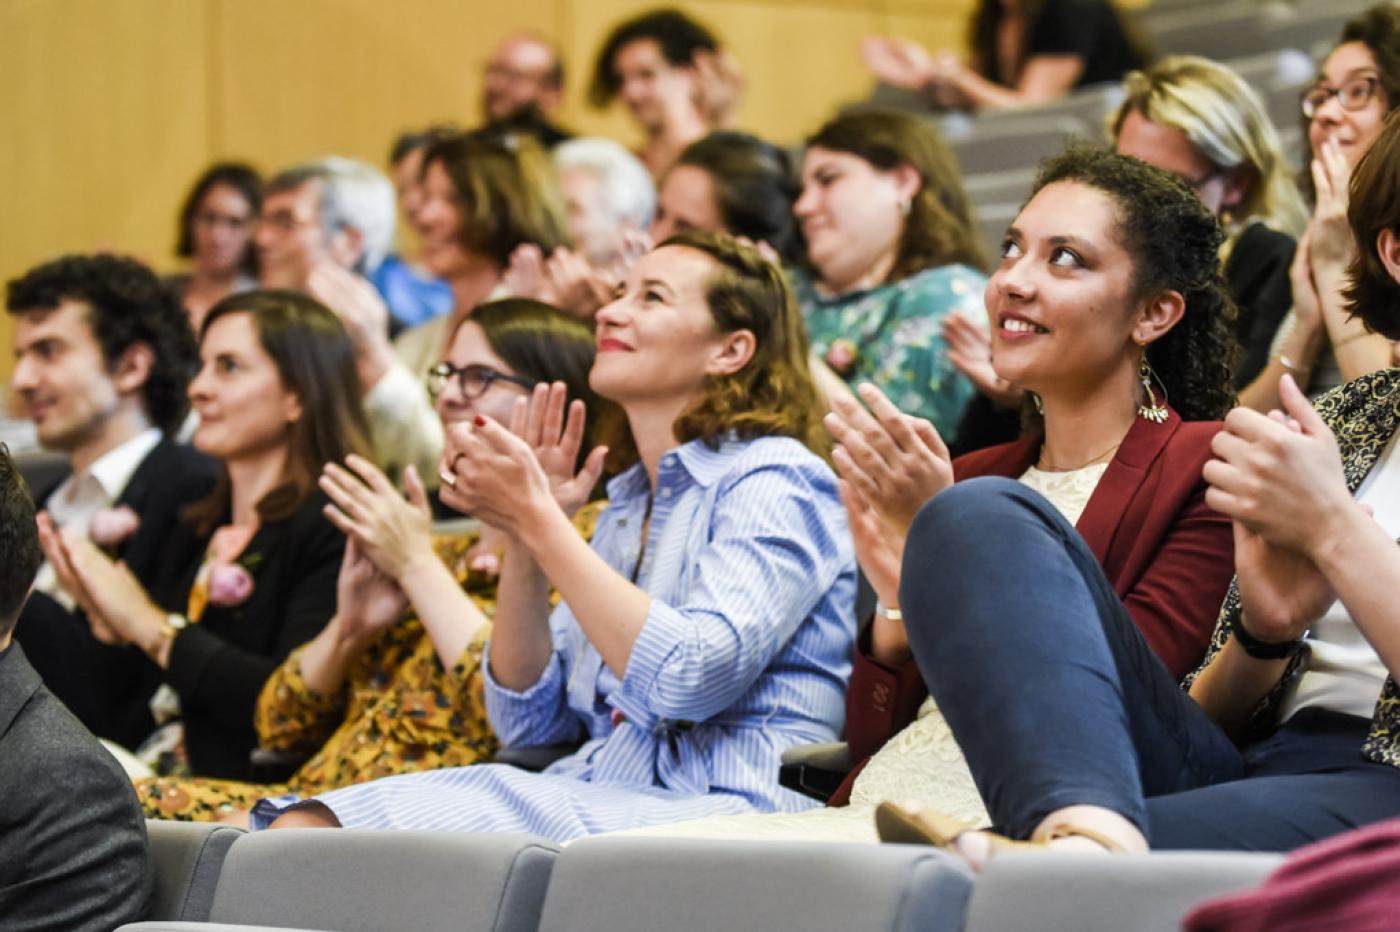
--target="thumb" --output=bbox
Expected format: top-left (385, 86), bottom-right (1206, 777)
top-left (403, 465), bottom-right (429, 514)
top-left (1278, 374), bottom-right (1328, 436)
top-left (579, 446), bottom-right (609, 489)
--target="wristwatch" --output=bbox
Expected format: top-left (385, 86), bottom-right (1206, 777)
top-left (1229, 614), bottom-right (1303, 660)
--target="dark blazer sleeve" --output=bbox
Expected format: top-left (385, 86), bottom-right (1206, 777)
top-left (0, 653), bottom-right (151, 931)
top-left (1227, 223), bottom-right (1297, 389)
top-left (165, 492), bottom-right (344, 736)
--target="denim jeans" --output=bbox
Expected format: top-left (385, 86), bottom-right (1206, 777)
top-left (900, 477), bottom-right (1400, 851)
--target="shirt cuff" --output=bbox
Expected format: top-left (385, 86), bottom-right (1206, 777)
top-left (481, 639), bottom-right (568, 745)
top-left (611, 599), bottom-right (688, 726)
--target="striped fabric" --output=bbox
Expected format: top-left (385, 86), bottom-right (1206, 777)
top-left (253, 435), bottom-right (856, 841)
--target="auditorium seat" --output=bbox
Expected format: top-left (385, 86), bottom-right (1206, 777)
top-left (145, 821), bottom-right (244, 923)
top-left (535, 837), bottom-right (974, 932)
top-left (962, 851), bottom-right (1283, 932)
top-left (945, 115), bottom-right (1087, 176)
top-left (121, 829), bottom-right (558, 932)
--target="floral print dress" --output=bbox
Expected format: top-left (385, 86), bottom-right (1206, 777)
top-left (796, 263), bottom-right (988, 437)
top-left (137, 504), bottom-right (602, 821)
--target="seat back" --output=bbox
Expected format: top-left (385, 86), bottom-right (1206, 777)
top-left (536, 837), bottom-right (973, 932)
top-left (145, 821), bottom-right (244, 922)
top-left (963, 851), bottom-right (1283, 932)
top-left (206, 829), bottom-right (558, 932)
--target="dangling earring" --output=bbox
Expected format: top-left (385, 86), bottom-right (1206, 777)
top-left (896, 196), bottom-right (912, 217)
top-left (1137, 352), bottom-right (1169, 423)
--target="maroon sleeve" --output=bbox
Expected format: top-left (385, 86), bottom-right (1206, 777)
top-left (844, 617), bottom-right (930, 763)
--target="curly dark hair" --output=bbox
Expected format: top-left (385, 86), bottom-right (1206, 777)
top-left (589, 9), bottom-right (719, 107)
top-left (1030, 145), bottom-right (1238, 422)
top-left (6, 254), bottom-right (198, 435)
top-left (175, 161), bottom-right (262, 277)
top-left (805, 110), bottom-right (987, 282)
top-left (673, 131), bottom-right (805, 266)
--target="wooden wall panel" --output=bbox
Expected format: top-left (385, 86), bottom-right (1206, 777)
top-left (1, 0), bottom-right (982, 379)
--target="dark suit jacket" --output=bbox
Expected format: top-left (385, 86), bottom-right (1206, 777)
top-left (15, 438), bottom-right (219, 748)
top-left (834, 410), bottom-right (1234, 804)
top-left (0, 641), bottom-right (151, 930)
top-left (158, 489), bottom-right (344, 780)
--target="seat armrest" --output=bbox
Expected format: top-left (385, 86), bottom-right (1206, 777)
top-left (779, 741), bottom-right (853, 803)
top-left (493, 744), bottom-right (578, 772)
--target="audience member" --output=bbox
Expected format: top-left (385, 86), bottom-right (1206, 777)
top-left (137, 299), bottom-right (602, 823)
top-left (38, 290), bottom-right (371, 781)
top-left (1249, 5), bottom-right (1400, 411)
top-left (589, 9), bottom-right (743, 177)
top-left (0, 444), bottom-right (152, 931)
top-left (370, 128), bottom-right (457, 329)
top-left (7, 255), bottom-right (219, 751)
top-left (504, 137), bottom-right (655, 318)
top-left (878, 112), bottom-right (1400, 860)
top-left (1112, 57), bottom-right (1306, 389)
top-left (632, 146), bottom-right (1239, 843)
top-left (863, 0), bottom-right (1150, 112)
top-left (652, 131), bottom-right (803, 266)
top-left (167, 162), bottom-right (262, 331)
top-left (481, 33), bottom-right (572, 148)
top-left (259, 234), bottom-right (856, 841)
top-left (795, 110), bottom-right (986, 436)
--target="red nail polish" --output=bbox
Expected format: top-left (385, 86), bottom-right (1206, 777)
top-left (474, 415), bottom-right (486, 427)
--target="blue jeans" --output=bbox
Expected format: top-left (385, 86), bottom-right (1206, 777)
top-left (900, 477), bottom-right (1400, 852)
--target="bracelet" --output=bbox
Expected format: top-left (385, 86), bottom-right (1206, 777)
top-left (1229, 613), bottom-right (1303, 660)
top-left (875, 601), bottom-right (903, 623)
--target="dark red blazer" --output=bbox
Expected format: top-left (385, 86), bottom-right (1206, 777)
top-left (833, 409), bottom-right (1234, 805)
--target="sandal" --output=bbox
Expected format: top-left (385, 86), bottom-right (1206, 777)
top-left (875, 801), bottom-right (1124, 856)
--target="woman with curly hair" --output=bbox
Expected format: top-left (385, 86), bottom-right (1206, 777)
top-left (619, 145), bottom-right (1239, 843)
top-left (258, 233), bottom-right (856, 841)
top-left (876, 117), bottom-right (1400, 859)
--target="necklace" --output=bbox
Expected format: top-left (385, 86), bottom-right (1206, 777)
top-left (1036, 439), bottom-right (1122, 473)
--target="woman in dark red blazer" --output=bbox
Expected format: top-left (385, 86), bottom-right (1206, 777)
top-left (824, 146), bottom-right (1240, 806)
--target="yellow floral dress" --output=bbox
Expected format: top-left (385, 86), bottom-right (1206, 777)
top-left (137, 504), bottom-right (602, 821)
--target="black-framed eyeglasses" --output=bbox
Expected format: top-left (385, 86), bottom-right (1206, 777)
top-left (426, 362), bottom-right (535, 399)
top-left (1301, 76), bottom-right (1380, 120)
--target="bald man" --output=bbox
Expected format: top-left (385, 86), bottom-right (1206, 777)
top-left (482, 34), bottom-right (572, 148)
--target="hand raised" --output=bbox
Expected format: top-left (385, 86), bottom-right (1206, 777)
top-left (1233, 520), bottom-right (1334, 645)
top-left (320, 455), bottom-right (436, 581)
top-left (511, 382), bottom-right (608, 518)
top-left (861, 36), bottom-right (936, 91)
top-left (334, 537), bottom-right (409, 647)
top-left (825, 382), bottom-right (953, 535)
top-left (943, 311), bottom-right (1024, 409)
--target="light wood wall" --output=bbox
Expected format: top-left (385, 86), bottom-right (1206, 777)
top-left (1, 0), bottom-right (979, 378)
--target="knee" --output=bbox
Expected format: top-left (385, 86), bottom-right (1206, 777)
top-left (268, 801), bottom-right (341, 830)
top-left (908, 476), bottom-right (1045, 550)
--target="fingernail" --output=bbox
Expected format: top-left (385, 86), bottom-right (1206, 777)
top-left (474, 415), bottom-right (486, 427)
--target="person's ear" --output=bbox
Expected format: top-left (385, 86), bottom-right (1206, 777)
top-left (889, 162), bottom-right (922, 211)
top-left (1131, 289), bottom-right (1186, 347)
top-left (1377, 228), bottom-right (1400, 286)
top-left (328, 225), bottom-right (366, 272)
top-left (112, 342), bottom-right (156, 396)
top-left (282, 390), bottom-right (304, 426)
top-left (705, 328), bottom-right (756, 378)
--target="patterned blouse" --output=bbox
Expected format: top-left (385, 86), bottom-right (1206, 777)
top-left (794, 263), bottom-right (987, 436)
top-left (1183, 368), bottom-right (1400, 767)
top-left (137, 505), bottom-right (602, 821)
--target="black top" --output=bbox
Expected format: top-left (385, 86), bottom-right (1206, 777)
top-left (1225, 221), bottom-right (1297, 389)
top-left (159, 488), bottom-right (344, 780)
top-left (0, 643), bottom-right (151, 930)
top-left (986, 0), bottom-right (1146, 90)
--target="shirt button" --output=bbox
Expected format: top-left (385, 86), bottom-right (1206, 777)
top-left (660, 487), bottom-right (672, 498)
top-left (663, 455), bottom-right (676, 467)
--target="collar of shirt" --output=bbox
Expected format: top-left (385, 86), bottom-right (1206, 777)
top-left (49, 427), bottom-right (163, 525)
top-left (603, 434), bottom-right (745, 504)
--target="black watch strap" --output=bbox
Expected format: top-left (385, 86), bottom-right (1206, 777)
top-left (1229, 614), bottom-right (1304, 660)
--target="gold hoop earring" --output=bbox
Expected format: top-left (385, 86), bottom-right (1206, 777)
top-left (1137, 353), bottom-right (1169, 424)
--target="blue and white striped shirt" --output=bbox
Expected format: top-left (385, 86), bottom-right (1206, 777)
top-left (263, 434), bottom-right (856, 839)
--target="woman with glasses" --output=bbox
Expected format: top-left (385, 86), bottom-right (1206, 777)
top-left (134, 299), bottom-right (602, 824)
top-left (1247, 4), bottom-right (1400, 412)
top-left (166, 163), bottom-right (262, 331)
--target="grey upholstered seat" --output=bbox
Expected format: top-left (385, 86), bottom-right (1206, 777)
top-left (145, 821), bottom-right (245, 923)
top-left (535, 837), bottom-right (974, 932)
top-left (963, 851), bottom-right (1284, 932)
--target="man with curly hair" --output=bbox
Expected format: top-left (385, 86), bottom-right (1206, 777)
top-left (7, 254), bottom-right (218, 750)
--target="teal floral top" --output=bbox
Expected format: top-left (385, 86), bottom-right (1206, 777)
top-left (795, 264), bottom-right (988, 435)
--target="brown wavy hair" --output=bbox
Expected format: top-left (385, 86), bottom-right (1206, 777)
top-left (1343, 110), bottom-right (1400, 340)
top-left (186, 290), bottom-right (373, 532)
top-left (804, 110), bottom-right (986, 282)
top-left (595, 232), bottom-right (829, 470)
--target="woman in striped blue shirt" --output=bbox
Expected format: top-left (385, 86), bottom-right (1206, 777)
top-left (257, 232), bottom-right (857, 840)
